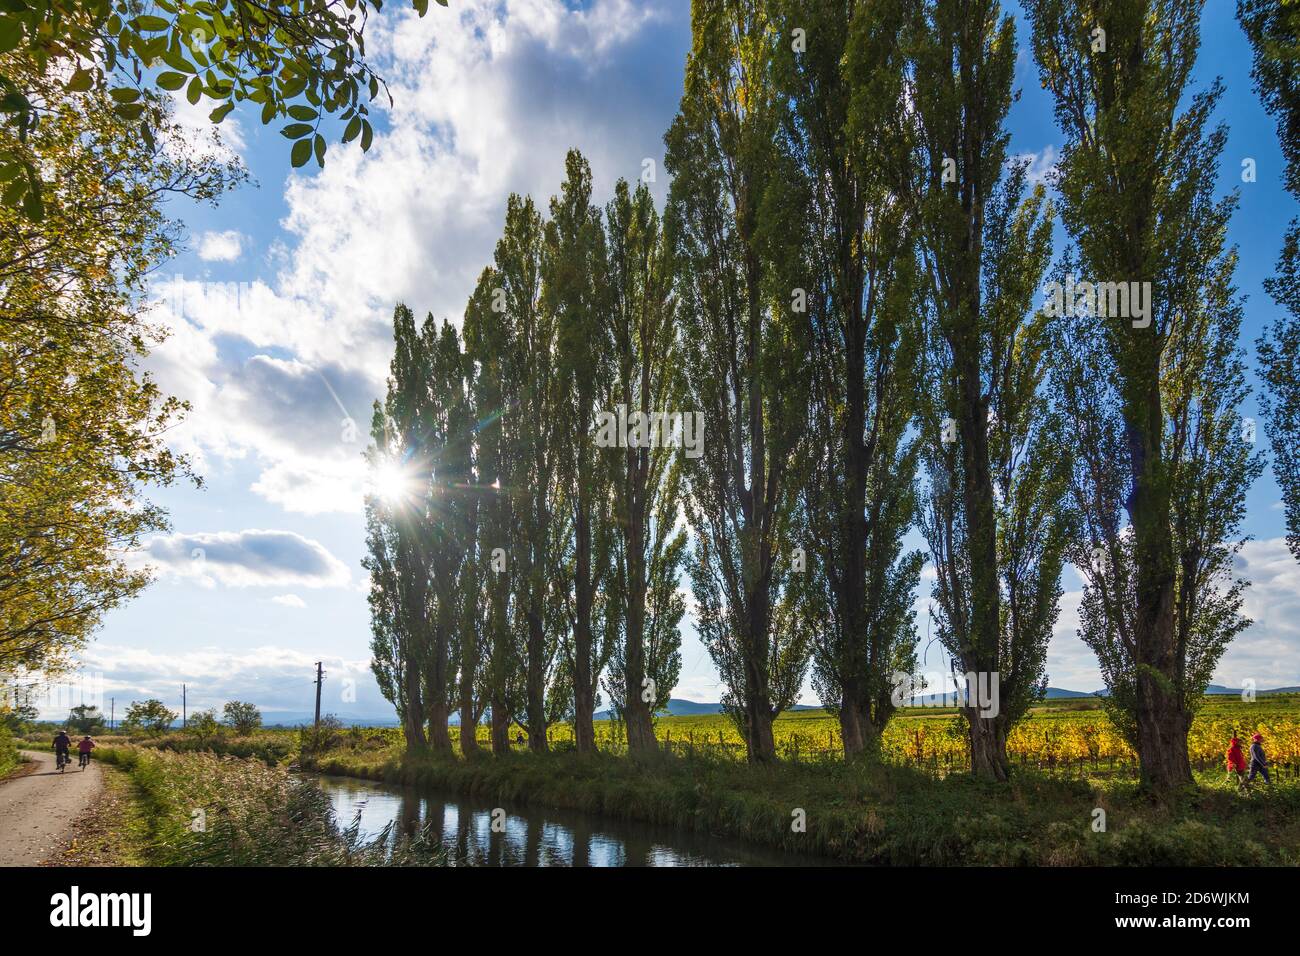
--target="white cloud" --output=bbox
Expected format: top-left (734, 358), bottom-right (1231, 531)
top-left (130, 529), bottom-right (350, 590)
top-left (196, 229), bottom-right (245, 262)
top-left (39, 645), bottom-right (390, 723)
top-left (270, 594), bottom-right (307, 608)
top-left (167, 91), bottom-right (246, 164)
top-left (1009, 144), bottom-right (1059, 185)
top-left (144, 0), bottom-right (681, 515)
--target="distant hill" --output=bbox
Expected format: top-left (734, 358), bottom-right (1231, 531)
top-left (594, 698), bottom-right (818, 720)
top-left (254, 685), bottom-right (1298, 728)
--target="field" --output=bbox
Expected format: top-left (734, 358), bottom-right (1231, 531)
top-left (479, 694), bottom-right (1300, 781)
top-left (24, 696), bottom-right (1297, 866)
top-left (24, 694), bottom-right (1300, 782)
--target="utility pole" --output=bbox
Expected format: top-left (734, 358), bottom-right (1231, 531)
top-left (182, 683), bottom-right (187, 729)
top-left (110, 697), bottom-right (114, 732)
top-left (313, 662), bottom-right (324, 731)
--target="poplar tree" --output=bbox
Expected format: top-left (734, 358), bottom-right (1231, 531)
top-left (1027, 0), bottom-right (1264, 793)
top-left (491, 194), bottom-right (567, 753)
top-left (666, 0), bottom-right (813, 762)
top-left (768, 0), bottom-right (925, 759)
top-left (463, 270), bottom-right (526, 755)
top-left (546, 150), bottom-right (618, 753)
top-left (1240, 0), bottom-right (1300, 563)
top-left (602, 179), bottom-right (687, 752)
top-left (907, 0), bottom-right (1065, 780)
top-left (364, 304), bottom-right (434, 752)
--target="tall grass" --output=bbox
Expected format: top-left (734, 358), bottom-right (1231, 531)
top-left (0, 726), bottom-right (19, 777)
top-left (98, 747), bottom-right (445, 866)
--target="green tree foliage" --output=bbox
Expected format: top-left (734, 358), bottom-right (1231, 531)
top-left (462, 271), bottom-right (524, 755)
top-left (0, 0), bottom-right (438, 217)
top-left (222, 700), bottom-right (262, 735)
top-left (601, 179), bottom-right (686, 750)
top-left (1027, 0), bottom-right (1264, 794)
top-left (490, 195), bottom-right (568, 752)
top-left (67, 704), bottom-right (105, 735)
top-left (666, 0), bottom-right (814, 763)
top-left (0, 61), bottom-right (240, 678)
top-left (363, 305), bottom-right (435, 752)
top-left (547, 150), bottom-right (618, 753)
top-left (123, 698), bottom-right (177, 735)
top-left (907, 0), bottom-right (1066, 780)
top-left (768, 0), bottom-right (924, 759)
top-left (1240, 0), bottom-right (1300, 563)
top-left (186, 708), bottom-right (220, 744)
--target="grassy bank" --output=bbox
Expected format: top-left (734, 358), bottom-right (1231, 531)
top-left (98, 746), bottom-right (443, 866)
top-left (305, 746), bottom-right (1300, 866)
top-left (0, 727), bottom-right (19, 779)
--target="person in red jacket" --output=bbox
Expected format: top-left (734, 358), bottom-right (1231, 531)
top-left (76, 735), bottom-right (95, 769)
top-left (1226, 734), bottom-right (1248, 791)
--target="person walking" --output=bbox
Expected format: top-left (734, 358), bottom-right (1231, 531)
top-left (1226, 734), bottom-right (1248, 792)
top-left (1248, 732), bottom-right (1271, 787)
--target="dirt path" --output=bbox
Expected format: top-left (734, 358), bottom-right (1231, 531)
top-left (0, 750), bottom-right (103, 866)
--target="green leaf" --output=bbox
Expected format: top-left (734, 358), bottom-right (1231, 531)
top-left (156, 71), bottom-right (187, 91)
top-left (287, 105), bottom-right (318, 121)
top-left (313, 133), bottom-right (326, 168)
top-left (0, 17), bottom-right (22, 55)
top-left (209, 102), bottom-right (234, 123)
top-left (281, 123), bottom-right (314, 139)
top-left (109, 87), bottom-right (141, 103)
top-left (66, 69), bottom-right (95, 93)
top-left (360, 119), bottom-right (373, 152)
top-left (290, 138), bottom-right (312, 169)
top-left (261, 100), bottom-right (276, 125)
top-left (343, 115), bottom-right (362, 143)
top-left (132, 15), bottom-right (171, 32)
top-left (114, 103), bottom-right (146, 120)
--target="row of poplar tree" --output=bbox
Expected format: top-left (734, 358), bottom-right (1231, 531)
top-left (363, 0), bottom-right (1299, 795)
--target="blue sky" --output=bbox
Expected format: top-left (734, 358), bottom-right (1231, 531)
top-left (45, 0), bottom-right (1300, 722)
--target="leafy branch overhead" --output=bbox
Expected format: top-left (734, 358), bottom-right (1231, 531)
top-left (0, 0), bottom-right (442, 218)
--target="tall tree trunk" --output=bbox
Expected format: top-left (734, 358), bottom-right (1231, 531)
top-left (403, 665), bottom-right (427, 752)
top-left (840, 276), bottom-right (871, 759)
top-left (490, 697), bottom-right (511, 756)
top-left (623, 451), bottom-right (657, 754)
top-left (967, 710), bottom-right (1009, 781)
top-left (426, 620), bottom-right (453, 754)
top-left (573, 501), bottom-right (597, 754)
top-left (458, 666), bottom-right (478, 757)
top-left (526, 603), bottom-right (549, 753)
top-left (744, 586), bottom-right (776, 763)
top-left (1129, 383), bottom-right (1192, 792)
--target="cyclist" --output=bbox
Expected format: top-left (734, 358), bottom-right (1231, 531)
top-left (52, 729), bottom-right (71, 772)
top-left (77, 735), bottom-right (95, 769)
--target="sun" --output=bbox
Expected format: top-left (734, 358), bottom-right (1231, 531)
top-left (369, 460), bottom-right (420, 504)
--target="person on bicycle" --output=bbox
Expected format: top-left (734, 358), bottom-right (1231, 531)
top-left (52, 729), bottom-right (71, 769)
top-left (77, 735), bottom-right (95, 768)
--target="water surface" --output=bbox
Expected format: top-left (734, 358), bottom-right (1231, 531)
top-left (316, 774), bottom-right (836, 867)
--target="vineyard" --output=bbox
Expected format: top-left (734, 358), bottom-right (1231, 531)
top-left (460, 694), bottom-right (1300, 781)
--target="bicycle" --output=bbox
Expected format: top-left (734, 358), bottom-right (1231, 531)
top-left (78, 751), bottom-right (90, 770)
top-left (55, 751), bottom-right (69, 773)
